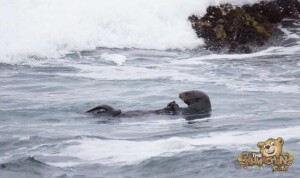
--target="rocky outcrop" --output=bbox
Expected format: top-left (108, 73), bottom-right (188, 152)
top-left (189, 0), bottom-right (300, 53)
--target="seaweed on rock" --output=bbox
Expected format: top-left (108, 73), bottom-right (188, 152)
top-left (189, 0), bottom-right (300, 53)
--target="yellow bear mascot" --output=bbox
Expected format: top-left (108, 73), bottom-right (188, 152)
top-left (257, 137), bottom-right (284, 157)
top-left (237, 137), bottom-right (294, 169)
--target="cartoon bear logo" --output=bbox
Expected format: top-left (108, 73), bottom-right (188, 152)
top-left (237, 137), bottom-right (294, 171)
top-left (257, 137), bottom-right (283, 157)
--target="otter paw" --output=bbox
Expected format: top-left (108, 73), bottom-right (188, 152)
top-left (166, 101), bottom-right (180, 112)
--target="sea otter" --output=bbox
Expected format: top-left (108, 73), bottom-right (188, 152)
top-left (178, 90), bottom-right (212, 119)
top-left (86, 90), bottom-right (211, 119)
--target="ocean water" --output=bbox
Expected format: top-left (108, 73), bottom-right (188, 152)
top-left (0, 1), bottom-right (300, 178)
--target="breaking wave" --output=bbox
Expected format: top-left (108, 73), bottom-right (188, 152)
top-left (0, 0), bottom-right (261, 61)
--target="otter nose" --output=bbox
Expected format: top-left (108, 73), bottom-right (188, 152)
top-left (265, 145), bottom-right (270, 149)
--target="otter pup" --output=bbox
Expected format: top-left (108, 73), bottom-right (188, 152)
top-left (86, 90), bottom-right (211, 119)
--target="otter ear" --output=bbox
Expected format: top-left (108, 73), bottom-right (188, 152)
top-left (276, 137), bottom-right (284, 145)
top-left (257, 142), bottom-right (265, 148)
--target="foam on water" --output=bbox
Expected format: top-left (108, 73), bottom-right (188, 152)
top-left (59, 63), bottom-right (202, 81)
top-left (0, 0), bottom-right (262, 62)
top-left (172, 46), bottom-right (300, 64)
top-left (278, 25), bottom-right (300, 39)
top-left (100, 53), bottom-right (127, 66)
top-left (226, 83), bottom-right (300, 93)
top-left (49, 126), bottom-right (300, 167)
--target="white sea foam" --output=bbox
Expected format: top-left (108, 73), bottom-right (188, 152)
top-left (274, 110), bottom-right (300, 113)
top-left (172, 46), bottom-right (300, 65)
top-left (60, 63), bottom-right (203, 81)
top-left (0, 0), bottom-right (262, 62)
top-left (100, 53), bottom-right (127, 66)
top-left (49, 126), bottom-right (300, 167)
top-left (278, 25), bottom-right (300, 39)
top-left (226, 83), bottom-right (300, 94)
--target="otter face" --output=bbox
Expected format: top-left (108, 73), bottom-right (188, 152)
top-left (179, 90), bottom-right (211, 107)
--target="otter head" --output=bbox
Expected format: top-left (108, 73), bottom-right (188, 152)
top-left (179, 90), bottom-right (211, 108)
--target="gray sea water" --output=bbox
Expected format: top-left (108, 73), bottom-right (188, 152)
top-left (1, 20), bottom-right (300, 178)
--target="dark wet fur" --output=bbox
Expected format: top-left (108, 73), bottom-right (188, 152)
top-left (87, 101), bottom-right (180, 118)
top-left (179, 90), bottom-right (212, 115)
top-left (87, 90), bottom-right (211, 120)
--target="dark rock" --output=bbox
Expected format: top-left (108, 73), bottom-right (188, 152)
top-left (275, 0), bottom-right (300, 18)
top-left (189, 0), bottom-right (300, 53)
top-left (258, 2), bottom-right (283, 23)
